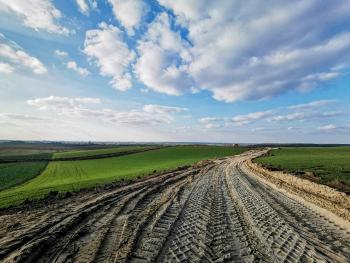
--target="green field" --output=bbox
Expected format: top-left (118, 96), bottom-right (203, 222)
top-left (0, 152), bottom-right (53, 162)
top-left (53, 145), bottom-right (153, 159)
top-left (0, 162), bottom-right (49, 191)
top-left (0, 146), bottom-right (245, 208)
top-left (255, 147), bottom-right (350, 191)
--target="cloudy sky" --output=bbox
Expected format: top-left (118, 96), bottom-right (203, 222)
top-left (0, 0), bottom-right (349, 143)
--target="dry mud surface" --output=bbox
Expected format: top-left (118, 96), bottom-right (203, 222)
top-left (1, 151), bottom-right (350, 263)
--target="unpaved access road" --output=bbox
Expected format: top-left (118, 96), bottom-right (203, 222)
top-left (1, 150), bottom-right (350, 263)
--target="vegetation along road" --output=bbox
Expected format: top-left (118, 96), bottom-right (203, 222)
top-left (1, 149), bottom-right (349, 263)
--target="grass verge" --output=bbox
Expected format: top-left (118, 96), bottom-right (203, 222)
top-left (254, 147), bottom-right (350, 193)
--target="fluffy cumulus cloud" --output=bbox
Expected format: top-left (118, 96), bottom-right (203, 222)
top-left (66, 61), bottom-right (90, 77)
top-left (0, 35), bottom-right (47, 74)
top-left (134, 13), bottom-right (193, 96)
top-left (108, 0), bottom-right (148, 34)
top-left (27, 96), bottom-right (187, 126)
top-left (73, 1), bottom-right (350, 101)
top-left (84, 22), bottom-right (135, 91)
top-left (0, 0), bottom-right (69, 34)
top-left (157, 1), bottom-right (350, 102)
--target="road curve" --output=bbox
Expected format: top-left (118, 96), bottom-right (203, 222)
top-left (0, 151), bottom-right (350, 263)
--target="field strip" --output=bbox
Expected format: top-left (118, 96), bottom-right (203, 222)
top-left (0, 150), bottom-right (349, 262)
top-left (0, 147), bottom-right (163, 163)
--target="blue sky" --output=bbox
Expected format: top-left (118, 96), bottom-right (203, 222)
top-left (0, 0), bottom-right (349, 143)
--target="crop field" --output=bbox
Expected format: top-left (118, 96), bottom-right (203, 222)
top-left (254, 147), bottom-right (350, 191)
top-left (0, 161), bottom-right (49, 191)
top-left (53, 145), bottom-right (154, 159)
top-left (0, 145), bottom-right (245, 208)
top-left (0, 152), bottom-right (53, 162)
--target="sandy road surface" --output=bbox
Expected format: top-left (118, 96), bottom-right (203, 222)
top-left (0, 151), bottom-right (350, 263)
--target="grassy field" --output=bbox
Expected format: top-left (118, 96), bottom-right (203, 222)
top-left (0, 145), bottom-right (245, 208)
top-left (53, 145), bottom-right (154, 159)
top-left (255, 147), bottom-right (350, 191)
top-left (0, 162), bottom-right (49, 191)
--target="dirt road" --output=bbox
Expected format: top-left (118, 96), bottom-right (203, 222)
top-left (1, 151), bottom-right (350, 262)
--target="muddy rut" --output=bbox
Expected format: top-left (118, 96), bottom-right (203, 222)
top-left (1, 151), bottom-right (350, 263)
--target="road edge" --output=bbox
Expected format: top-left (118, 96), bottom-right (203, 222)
top-left (242, 157), bottom-right (350, 230)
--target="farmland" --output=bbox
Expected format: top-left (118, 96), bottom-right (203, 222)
top-left (52, 145), bottom-right (156, 159)
top-left (0, 161), bottom-right (49, 191)
top-left (0, 145), bottom-right (245, 208)
top-left (254, 147), bottom-right (350, 192)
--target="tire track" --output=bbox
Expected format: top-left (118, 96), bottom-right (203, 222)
top-left (238, 163), bottom-right (350, 261)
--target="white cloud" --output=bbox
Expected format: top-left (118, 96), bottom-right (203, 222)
top-left (318, 124), bottom-right (337, 131)
top-left (232, 110), bottom-right (274, 125)
top-left (318, 124), bottom-right (350, 132)
top-left (143, 104), bottom-right (187, 114)
top-left (84, 22), bottom-right (135, 91)
top-left (158, 1), bottom-right (350, 102)
top-left (55, 50), bottom-right (68, 57)
top-left (108, 0), bottom-right (148, 34)
top-left (27, 96), bottom-right (100, 112)
top-left (199, 117), bottom-right (223, 124)
top-left (199, 102), bottom-right (346, 131)
top-left (0, 113), bottom-right (47, 123)
top-left (287, 100), bottom-right (335, 110)
top-left (269, 111), bottom-right (343, 122)
top-left (0, 0), bottom-right (69, 34)
top-left (199, 117), bottom-right (226, 129)
top-left (75, 0), bottom-right (97, 15)
top-left (67, 61), bottom-right (90, 77)
top-left (27, 96), bottom-right (185, 126)
top-left (0, 35), bottom-right (47, 74)
top-left (76, 0), bottom-right (89, 14)
top-left (0, 62), bottom-right (14, 74)
top-left (199, 110), bottom-right (275, 128)
top-left (303, 72), bottom-right (341, 82)
top-left (134, 13), bottom-right (193, 95)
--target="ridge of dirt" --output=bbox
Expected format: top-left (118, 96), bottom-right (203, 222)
top-left (245, 157), bottom-right (350, 222)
